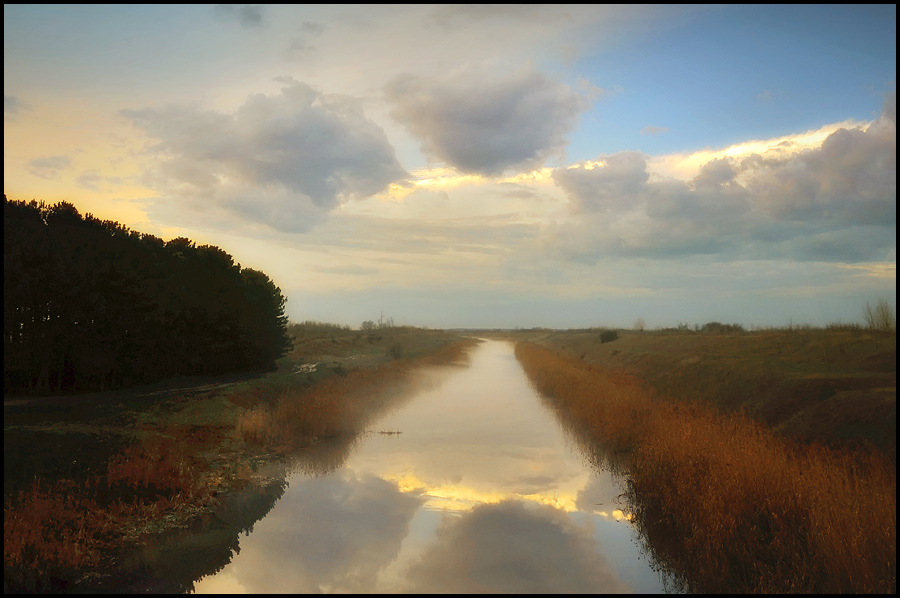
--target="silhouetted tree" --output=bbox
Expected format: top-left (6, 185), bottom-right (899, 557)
top-left (3, 196), bottom-right (291, 395)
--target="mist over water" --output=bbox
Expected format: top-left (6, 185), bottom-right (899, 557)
top-left (193, 339), bottom-right (665, 593)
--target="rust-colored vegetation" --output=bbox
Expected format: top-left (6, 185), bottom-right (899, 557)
top-left (515, 341), bottom-right (896, 594)
top-left (4, 434), bottom-right (222, 592)
top-left (523, 326), bottom-right (897, 462)
top-left (237, 338), bottom-right (478, 450)
top-left (4, 334), bottom-right (477, 592)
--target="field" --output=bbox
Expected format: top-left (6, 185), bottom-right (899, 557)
top-left (507, 326), bottom-right (895, 593)
top-left (5, 323), bottom-right (895, 593)
top-left (503, 326), bottom-right (896, 462)
top-left (3, 324), bottom-right (475, 592)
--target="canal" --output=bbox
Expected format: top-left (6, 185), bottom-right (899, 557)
top-left (192, 339), bottom-right (665, 593)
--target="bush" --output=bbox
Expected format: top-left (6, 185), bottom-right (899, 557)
top-left (600, 330), bottom-right (618, 343)
top-left (701, 322), bottom-right (744, 334)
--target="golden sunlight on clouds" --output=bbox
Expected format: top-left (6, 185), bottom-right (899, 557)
top-left (377, 166), bottom-right (557, 204)
top-left (565, 159), bottom-right (605, 171)
top-left (596, 509), bottom-right (633, 522)
top-left (383, 471), bottom-right (583, 514)
top-left (650, 118), bottom-right (870, 181)
top-left (409, 168), bottom-right (487, 189)
top-left (383, 182), bottom-right (416, 202)
top-left (499, 167), bottom-right (556, 184)
top-left (833, 262), bottom-right (897, 280)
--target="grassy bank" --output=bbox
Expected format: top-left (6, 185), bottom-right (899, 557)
top-left (4, 326), bottom-right (476, 592)
top-left (514, 340), bottom-right (895, 593)
top-left (512, 327), bottom-right (896, 463)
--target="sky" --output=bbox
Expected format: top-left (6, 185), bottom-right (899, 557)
top-left (4, 4), bottom-right (896, 330)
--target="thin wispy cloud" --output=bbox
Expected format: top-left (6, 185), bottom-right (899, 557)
top-left (4, 94), bottom-right (29, 118)
top-left (26, 155), bottom-right (71, 180)
top-left (213, 4), bottom-right (265, 28)
top-left (640, 126), bottom-right (669, 136)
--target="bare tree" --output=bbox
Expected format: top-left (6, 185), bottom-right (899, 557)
top-left (863, 299), bottom-right (896, 332)
top-left (634, 317), bottom-right (645, 332)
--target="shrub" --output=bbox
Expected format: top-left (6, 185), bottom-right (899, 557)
top-left (701, 321), bottom-right (744, 334)
top-left (599, 330), bottom-right (618, 343)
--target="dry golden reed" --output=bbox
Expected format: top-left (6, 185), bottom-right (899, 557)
top-left (238, 338), bottom-right (478, 451)
top-left (515, 341), bottom-right (896, 594)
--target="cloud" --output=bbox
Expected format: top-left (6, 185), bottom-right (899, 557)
top-left (4, 95), bottom-right (29, 118)
top-left (213, 4), bottom-right (265, 28)
top-left (386, 64), bottom-right (596, 176)
top-left (76, 170), bottom-right (129, 193)
top-left (212, 472), bottom-right (423, 593)
top-left (27, 155), bottom-right (71, 180)
top-left (284, 21), bottom-right (325, 61)
top-left (553, 151), bottom-right (651, 213)
top-left (401, 500), bottom-right (630, 593)
top-left (315, 264), bottom-right (380, 276)
top-left (547, 95), bottom-right (896, 264)
top-left (640, 125), bottom-right (669, 135)
top-left (123, 79), bottom-right (407, 232)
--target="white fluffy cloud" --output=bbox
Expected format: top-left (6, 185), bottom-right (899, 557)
top-left (386, 65), bottom-right (596, 176)
top-left (123, 79), bottom-right (407, 232)
top-left (547, 95), bottom-right (896, 263)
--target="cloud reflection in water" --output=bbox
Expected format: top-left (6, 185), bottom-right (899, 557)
top-left (194, 340), bottom-right (662, 593)
top-left (402, 499), bottom-right (630, 594)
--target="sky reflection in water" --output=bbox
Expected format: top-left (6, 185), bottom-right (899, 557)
top-left (193, 340), bottom-right (665, 593)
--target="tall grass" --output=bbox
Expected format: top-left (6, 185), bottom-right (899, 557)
top-left (238, 339), bottom-right (478, 450)
top-left (515, 341), bottom-right (896, 594)
top-left (4, 433), bottom-right (221, 592)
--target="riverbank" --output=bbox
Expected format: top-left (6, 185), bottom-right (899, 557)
top-left (4, 327), bottom-right (476, 593)
top-left (505, 327), bottom-right (896, 463)
top-left (513, 336), bottom-right (895, 593)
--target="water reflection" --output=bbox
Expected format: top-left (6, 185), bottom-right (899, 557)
top-left (193, 340), bottom-right (665, 593)
top-left (404, 500), bottom-right (628, 594)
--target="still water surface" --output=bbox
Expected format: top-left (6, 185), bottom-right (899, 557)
top-left (193, 339), bottom-right (665, 593)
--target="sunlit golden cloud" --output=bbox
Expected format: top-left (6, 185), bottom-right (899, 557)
top-left (832, 262), bottom-right (897, 280)
top-left (649, 119), bottom-right (870, 181)
top-left (382, 471), bottom-right (591, 515)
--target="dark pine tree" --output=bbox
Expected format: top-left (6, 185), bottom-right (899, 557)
top-left (3, 196), bottom-right (292, 395)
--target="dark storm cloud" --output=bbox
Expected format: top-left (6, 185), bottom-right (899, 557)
top-left (548, 94), bottom-right (896, 264)
top-left (386, 65), bottom-right (595, 176)
top-left (122, 79), bottom-right (408, 232)
top-left (401, 500), bottom-right (630, 593)
top-left (27, 155), bottom-right (70, 180)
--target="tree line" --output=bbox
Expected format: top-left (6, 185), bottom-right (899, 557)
top-left (4, 196), bottom-right (291, 395)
